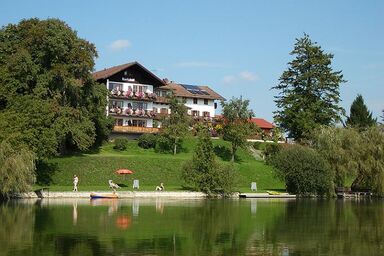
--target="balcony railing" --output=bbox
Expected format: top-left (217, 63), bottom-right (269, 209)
top-left (109, 108), bottom-right (156, 118)
top-left (113, 126), bottom-right (160, 134)
top-left (110, 90), bottom-right (157, 101)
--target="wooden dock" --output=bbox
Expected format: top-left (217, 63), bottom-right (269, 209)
top-left (239, 193), bottom-right (296, 199)
top-left (337, 192), bottom-right (373, 199)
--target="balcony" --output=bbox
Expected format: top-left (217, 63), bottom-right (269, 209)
top-left (113, 126), bottom-right (160, 134)
top-left (109, 89), bottom-right (157, 102)
top-left (109, 108), bottom-right (156, 118)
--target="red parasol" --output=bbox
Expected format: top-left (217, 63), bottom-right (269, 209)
top-left (115, 169), bottom-right (134, 175)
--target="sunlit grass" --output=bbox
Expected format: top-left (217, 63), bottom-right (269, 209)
top-left (41, 137), bottom-right (284, 192)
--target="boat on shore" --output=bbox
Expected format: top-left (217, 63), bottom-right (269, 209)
top-left (90, 192), bottom-right (119, 199)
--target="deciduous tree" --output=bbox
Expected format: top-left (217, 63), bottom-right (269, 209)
top-left (311, 126), bottom-right (360, 187)
top-left (0, 18), bottom-right (113, 158)
top-left (221, 97), bottom-right (254, 162)
top-left (272, 34), bottom-right (345, 140)
top-left (160, 95), bottom-right (190, 155)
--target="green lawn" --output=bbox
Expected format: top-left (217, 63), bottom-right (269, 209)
top-left (35, 137), bottom-right (284, 193)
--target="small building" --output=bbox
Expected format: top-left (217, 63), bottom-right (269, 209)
top-left (93, 61), bottom-right (224, 135)
top-left (249, 118), bottom-right (275, 136)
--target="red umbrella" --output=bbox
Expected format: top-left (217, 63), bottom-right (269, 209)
top-left (115, 169), bottom-right (134, 175)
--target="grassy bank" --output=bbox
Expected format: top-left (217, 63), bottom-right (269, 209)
top-left (35, 137), bottom-right (284, 193)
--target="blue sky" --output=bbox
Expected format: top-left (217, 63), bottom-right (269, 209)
top-left (2, 0), bottom-right (383, 122)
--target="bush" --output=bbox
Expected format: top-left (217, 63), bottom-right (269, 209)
top-left (155, 134), bottom-right (182, 153)
top-left (182, 160), bottom-right (237, 197)
top-left (113, 137), bottom-right (129, 151)
top-left (0, 141), bottom-right (36, 198)
top-left (270, 145), bottom-right (333, 196)
top-left (253, 141), bottom-right (267, 150)
top-left (181, 125), bottom-right (238, 196)
top-left (264, 143), bottom-right (282, 163)
top-left (137, 134), bottom-right (157, 149)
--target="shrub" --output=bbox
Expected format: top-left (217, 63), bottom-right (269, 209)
top-left (155, 134), bottom-right (181, 153)
top-left (264, 143), bottom-right (282, 163)
top-left (253, 141), bottom-right (267, 150)
top-left (113, 137), bottom-right (129, 151)
top-left (181, 125), bottom-right (238, 196)
top-left (0, 141), bottom-right (36, 198)
top-left (137, 134), bottom-right (157, 149)
top-left (270, 145), bottom-right (333, 196)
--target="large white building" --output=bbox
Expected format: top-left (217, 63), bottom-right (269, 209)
top-left (93, 62), bottom-right (224, 135)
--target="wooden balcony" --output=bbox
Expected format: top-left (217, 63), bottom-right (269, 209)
top-left (113, 126), bottom-right (160, 134)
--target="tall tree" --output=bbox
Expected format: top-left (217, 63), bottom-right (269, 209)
top-left (0, 18), bottom-right (113, 158)
top-left (161, 95), bottom-right (190, 155)
top-left (221, 97), bottom-right (254, 162)
top-left (272, 34), bottom-right (346, 140)
top-left (346, 94), bottom-right (376, 129)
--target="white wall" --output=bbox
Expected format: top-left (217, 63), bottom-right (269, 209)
top-left (183, 98), bottom-right (215, 117)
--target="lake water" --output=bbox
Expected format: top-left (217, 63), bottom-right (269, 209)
top-left (0, 198), bottom-right (383, 256)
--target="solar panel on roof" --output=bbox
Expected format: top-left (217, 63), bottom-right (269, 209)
top-left (181, 84), bottom-right (210, 96)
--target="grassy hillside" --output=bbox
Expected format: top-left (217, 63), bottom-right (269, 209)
top-left (36, 137), bottom-right (284, 192)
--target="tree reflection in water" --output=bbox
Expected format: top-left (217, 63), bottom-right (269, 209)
top-left (1, 199), bottom-right (384, 255)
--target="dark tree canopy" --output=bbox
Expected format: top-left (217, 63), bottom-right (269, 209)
top-left (272, 34), bottom-right (345, 140)
top-left (346, 94), bottom-right (376, 129)
top-left (0, 18), bottom-right (113, 158)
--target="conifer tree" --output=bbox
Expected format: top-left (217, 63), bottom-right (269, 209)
top-left (272, 34), bottom-right (345, 140)
top-left (346, 94), bottom-right (376, 129)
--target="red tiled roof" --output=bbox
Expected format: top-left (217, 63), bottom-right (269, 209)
top-left (214, 116), bottom-right (274, 129)
top-left (249, 118), bottom-right (274, 129)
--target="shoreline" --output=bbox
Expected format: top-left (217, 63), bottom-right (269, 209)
top-left (14, 191), bottom-right (209, 199)
top-left (13, 191), bottom-right (299, 199)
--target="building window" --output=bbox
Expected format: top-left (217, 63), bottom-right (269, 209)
top-left (132, 102), bottom-right (147, 110)
top-left (132, 120), bottom-right (146, 127)
top-left (192, 110), bottom-right (200, 117)
top-left (139, 86), bottom-right (148, 93)
top-left (110, 100), bottom-right (123, 109)
top-left (204, 99), bottom-right (208, 105)
top-left (160, 108), bottom-right (168, 114)
top-left (203, 111), bottom-right (210, 117)
top-left (115, 119), bottom-right (123, 126)
top-left (109, 82), bottom-right (123, 91)
top-left (193, 98), bottom-right (198, 104)
top-left (153, 107), bottom-right (158, 113)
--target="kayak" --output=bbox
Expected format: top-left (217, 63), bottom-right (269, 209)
top-left (90, 192), bottom-right (119, 199)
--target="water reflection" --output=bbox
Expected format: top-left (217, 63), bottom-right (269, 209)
top-left (72, 200), bottom-right (77, 225)
top-left (1, 199), bottom-right (383, 255)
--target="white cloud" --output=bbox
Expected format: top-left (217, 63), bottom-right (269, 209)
top-left (239, 71), bottom-right (259, 81)
top-left (223, 71), bottom-right (260, 84)
top-left (223, 75), bottom-right (236, 84)
top-left (176, 61), bottom-right (225, 68)
top-left (109, 39), bottom-right (131, 51)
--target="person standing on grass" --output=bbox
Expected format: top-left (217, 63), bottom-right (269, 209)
top-left (73, 175), bottom-right (79, 192)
